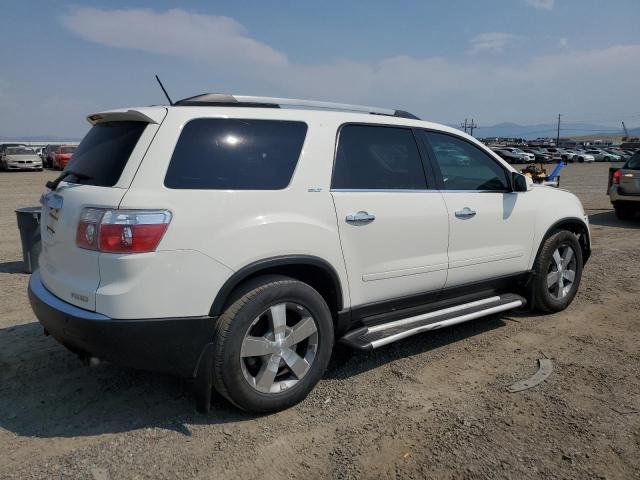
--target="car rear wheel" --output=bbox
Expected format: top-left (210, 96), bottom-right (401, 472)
top-left (212, 276), bottom-right (334, 413)
top-left (533, 230), bottom-right (583, 313)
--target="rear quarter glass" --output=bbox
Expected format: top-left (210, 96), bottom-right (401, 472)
top-left (64, 121), bottom-right (147, 187)
top-left (164, 118), bottom-right (307, 190)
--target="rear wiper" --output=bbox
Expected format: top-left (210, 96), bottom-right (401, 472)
top-left (46, 170), bottom-right (92, 191)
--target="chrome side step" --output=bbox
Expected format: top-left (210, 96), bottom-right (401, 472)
top-left (341, 293), bottom-right (525, 350)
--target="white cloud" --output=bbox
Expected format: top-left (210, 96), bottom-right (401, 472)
top-left (559, 37), bottom-right (569, 48)
top-left (13, 7), bottom-right (635, 133)
top-left (467, 32), bottom-right (519, 55)
top-left (525, 0), bottom-right (555, 10)
top-left (61, 8), bottom-right (288, 68)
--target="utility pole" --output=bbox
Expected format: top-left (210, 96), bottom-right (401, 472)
top-left (469, 118), bottom-right (477, 136)
top-left (460, 118), bottom-right (468, 133)
top-left (556, 114), bottom-right (561, 146)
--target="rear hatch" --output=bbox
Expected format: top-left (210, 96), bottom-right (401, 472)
top-left (619, 153), bottom-right (640, 195)
top-left (39, 108), bottom-right (166, 310)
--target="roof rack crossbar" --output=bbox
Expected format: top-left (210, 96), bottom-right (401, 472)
top-left (173, 94), bottom-right (420, 120)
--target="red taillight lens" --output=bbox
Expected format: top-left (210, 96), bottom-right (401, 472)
top-left (612, 169), bottom-right (621, 184)
top-left (76, 209), bottom-right (172, 253)
top-left (98, 223), bottom-right (169, 253)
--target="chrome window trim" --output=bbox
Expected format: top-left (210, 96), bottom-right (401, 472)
top-left (330, 188), bottom-right (511, 193)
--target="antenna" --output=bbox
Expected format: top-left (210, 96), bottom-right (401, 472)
top-left (155, 75), bottom-right (174, 106)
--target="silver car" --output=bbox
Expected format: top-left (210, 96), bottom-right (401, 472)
top-left (608, 151), bottom-right (640, 220)
top-left (585, 149), bottom-right (621, 162)
top-left (1, 146), bottom-right (43, 171)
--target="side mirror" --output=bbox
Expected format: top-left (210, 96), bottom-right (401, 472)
top-left (511, 172), bottom-right (529, 192)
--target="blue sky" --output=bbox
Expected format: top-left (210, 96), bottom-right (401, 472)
top-left (1, 0), bottom-right (639, 137)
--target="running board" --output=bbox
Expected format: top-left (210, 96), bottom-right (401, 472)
top-left (341, 293), bottom-right (525, 350)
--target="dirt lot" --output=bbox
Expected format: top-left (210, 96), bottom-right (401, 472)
top-left (1, 164), bottom-right (639, 479)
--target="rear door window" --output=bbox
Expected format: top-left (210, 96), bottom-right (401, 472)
top-left (332, 125), bottom-right (427, 190)
top-left (164, 119), bottom-right (307, 190)
top-left (65, 121), bottom-right (147, 187)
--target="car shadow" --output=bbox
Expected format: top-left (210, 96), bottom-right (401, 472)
top-left (0, 261), bottom-right (26, 274)
top-left (589, 210), bottom-right (640, 229)
top-left (0, 314), bottom-right (511, 439)
top-left (0, 322), bottom-right (254, 439)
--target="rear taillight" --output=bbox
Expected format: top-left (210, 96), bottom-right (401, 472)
top-left (76, 209), bottom-right (172, 253)
top-left (612, 169), bottom-right (621, 184)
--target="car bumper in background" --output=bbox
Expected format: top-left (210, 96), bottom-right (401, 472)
top-left (28, 270), bottom-right (216, 378)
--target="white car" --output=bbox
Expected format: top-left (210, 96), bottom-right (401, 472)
top-left (584, 149), bottom-right (621, 162)
top-left (563, 149), bottom-right (595, 163)
top-left (1, 146), bottom-right (43, 171)
top-left (29, 94), bottom-right (591, 413)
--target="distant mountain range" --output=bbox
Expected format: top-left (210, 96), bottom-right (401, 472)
top-left (465, 122), bottom-right (640, 140)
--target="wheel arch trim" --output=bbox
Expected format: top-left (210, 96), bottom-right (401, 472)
top-left (533, 216), bottom-right (591, 267)
top-left (210, 255), bottom-right (345, 317)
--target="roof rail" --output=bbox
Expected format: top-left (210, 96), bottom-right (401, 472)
top-left (173, 94), bottom-right (420, 120)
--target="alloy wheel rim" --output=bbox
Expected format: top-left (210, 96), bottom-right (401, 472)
top-left (546, 244), bottom-right (577, 300)
top-left (240, 302), bottom-right (319, 394)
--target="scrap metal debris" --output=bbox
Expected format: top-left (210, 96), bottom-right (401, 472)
top-left (507, 358), bottom-right (553, 393)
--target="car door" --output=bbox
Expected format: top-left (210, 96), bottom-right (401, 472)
top-left (331, 124), bottom-right (449, 308)
top-left (419, 130), bottom-right (536, 288)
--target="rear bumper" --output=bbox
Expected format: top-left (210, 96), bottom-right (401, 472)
top-left (28, 270), bottom-right (216, 378)
top-left (610, 185), bottom-right (640, 204)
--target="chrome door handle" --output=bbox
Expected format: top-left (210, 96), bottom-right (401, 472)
top-left (455, 207), bottom-right (476, 219)
top-left (346, 211), bottom-right (375, 225)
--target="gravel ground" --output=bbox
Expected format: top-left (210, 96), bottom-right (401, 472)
top-left (0, 163), bottom-right (639, 479)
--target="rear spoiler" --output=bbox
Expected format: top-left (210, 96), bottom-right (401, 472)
top-left (86, 107), bottom-right (167, 126)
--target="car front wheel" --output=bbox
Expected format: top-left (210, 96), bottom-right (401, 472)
top-left (533, 230), bottom-right (583, 313)
top-left (212, 276), bottom-right (334, 413)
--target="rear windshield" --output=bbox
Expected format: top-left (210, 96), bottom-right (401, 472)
top-left (60, 146), bottom-right (76, 154)
top-left (65, 121), bottom-right (147, 187)
top-left (628, 152), bottom-right (640, 170)
top-left (164, 119), bottom-right (307, 190)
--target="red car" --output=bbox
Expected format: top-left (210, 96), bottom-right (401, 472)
top-left (52, 145), bottom-right (77, 170)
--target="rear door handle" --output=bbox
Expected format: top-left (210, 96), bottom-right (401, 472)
top-left (346, 211), bottom-right (375, 225)
top-left (455, 207), bottom-right (476, 219)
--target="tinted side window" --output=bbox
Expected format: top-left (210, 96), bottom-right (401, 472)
top-left (332, 125), bottom-right (427, 190)
top-left (66, 121), bottom-right (146, 187)
top-left (423, 131), bottom-right (510, 191)
top-left (165, 119), bottom-right (307, 190)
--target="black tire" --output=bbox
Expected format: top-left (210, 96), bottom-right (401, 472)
top-left (578, 157), bottom-right (584, 163)
top-left (533, 230), bottom-right (583, 313)
top-left (212, 276), bottom-right (334, 413)
top-left (614, 206), bottom-right (636, 221)
top-left (604, 156), bottom-right (610, 162)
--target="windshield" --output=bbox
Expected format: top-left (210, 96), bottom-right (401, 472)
top-left (60, 146), bottom-right (76, 154)
top-left (627, 152), bottom-right (640, 169)
top-left (6, 147), bottom-right (32, 155)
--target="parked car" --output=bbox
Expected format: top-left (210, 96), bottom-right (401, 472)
top-left (51, 145), bottom-right (77, 170)
top-left (30, 94), bottom-right (590, 413)
top-left (544, 147), bottom-right (576, 163)
top-left (492, 147), bottom-right (531, 163)
top-left (563, 149), bottom-right (595, 163)
top-left (604, 148), bottom-right (629, 161)
top-left (522, 148), bottom-right (552, 163)
top-left (608, 151), bottom-right (640, 220)
top-left (0, 146), bottom-right (43, 171)
top-left (42, 145), bottom-right (61, 168)
top-left (585, 149), bottom-right (621, 162)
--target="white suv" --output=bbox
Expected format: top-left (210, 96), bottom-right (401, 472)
top-left (29, 94), bottom-right (591, 413)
